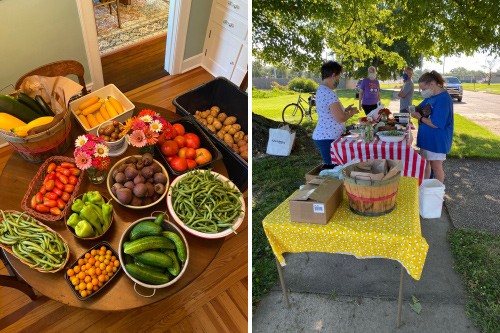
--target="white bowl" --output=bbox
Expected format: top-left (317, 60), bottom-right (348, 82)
top-left (118, 217), bottom-right (189, 292)
top-left (107, 155), bottom-right (169, 209)
top-left (377, 131), bottom-right (406, 143)
top-left (167, 171), bottom-right (245, 239)
top-left (345, 134), bottom-right (360, 141)
top-left (97, 121), bottom-right (127, 156)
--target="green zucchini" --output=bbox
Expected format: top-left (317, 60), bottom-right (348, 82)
top-left (17, 93), bottom-right (45, 117)
top-left (161, 231), bottom-right (187, 263)
top-left (124, 235), bottom-right (175, 254)
top-left (124, 254), bottom-right (135, 265)
top-left (163, 249), bottom-right (181, 276)
top-left (125, 263), bottom-right (170, 285)
top-left (0, 95), bottom-right (40, 123)
top-left (130, 250), bottom-right (173, 268)
top-left (35, 95), bottom-right (54, 116)
top-left (129, 221), bottom-right (163, 241)
top-left (134, 259), bottom-right (166, 273)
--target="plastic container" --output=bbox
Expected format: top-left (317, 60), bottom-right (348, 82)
top-left (155, 117), bottom-right (223, 177)
top-left (419, 179), bottom-right (445, 218)
top-left (172, 77), bottom-right (248, 191)
top-left (69, 84), bottom-right (134, 135)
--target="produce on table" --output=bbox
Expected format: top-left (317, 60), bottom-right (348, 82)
top-left (98, 120), bottom-right (125, 142)
top-left (0, 95), bottom-right (40, 123)
top-left (11, 116), bottom-right (54, 137)
top-left (193, 106), bottom-right (248, 161)
top-left (123, 214), bottom-right (186, 285)
top-left (67, 191), bottom-right (113, 238)
top-left (0, 113), bottom-right (26, 131)
top-left (0, 210), bottom-right (68, 271)
top-left (170, 169), bottom-right (243, 234)
top-left (74, 96), bottom-right (124, 129)
top-left (66, 245), bottom-right (120, 298)
top-left (381, 130), bottom-right (405, 136)
top-left (110, 154), bottom-right (168, 206)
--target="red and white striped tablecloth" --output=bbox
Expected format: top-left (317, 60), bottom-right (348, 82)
top-left (330, 137), bottom-right (426, 184)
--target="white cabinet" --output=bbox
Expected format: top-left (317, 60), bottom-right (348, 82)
top-left (203, 0), bottom-right (247, 86)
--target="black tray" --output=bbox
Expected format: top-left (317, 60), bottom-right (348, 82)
top-left (155, 116), bottom-right (223, 177)
top-left (64, 241), bottom-right (122, 301)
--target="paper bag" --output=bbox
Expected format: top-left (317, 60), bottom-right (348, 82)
top-left (266, 124), bottom-right (296, 156)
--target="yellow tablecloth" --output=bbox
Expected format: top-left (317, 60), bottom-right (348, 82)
top-left (262, 177), bottom-right (429, 280)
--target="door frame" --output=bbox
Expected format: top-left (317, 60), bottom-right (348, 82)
top-left (75, 0), bottom-right (190, 90)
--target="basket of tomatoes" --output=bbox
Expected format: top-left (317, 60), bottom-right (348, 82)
top-left (21, 156), bottom-right (85, 221)
top-left (155, 117), bottom-right (222, 176)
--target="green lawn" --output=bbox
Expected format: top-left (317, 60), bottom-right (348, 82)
top-left (462, 83), bottom-right (500, 95)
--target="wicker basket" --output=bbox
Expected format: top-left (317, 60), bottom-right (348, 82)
top-left (342, 160), bottom-right (401, 216)
top-left (0, 109), bottom-right (72, 163)
top-left (0, 210), bottom-right (70, 273)
top-left (21, 156), bottom-right (85, 222)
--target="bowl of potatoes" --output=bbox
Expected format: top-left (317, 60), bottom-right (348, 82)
top-left (97, 120), bottom-right (127, 156)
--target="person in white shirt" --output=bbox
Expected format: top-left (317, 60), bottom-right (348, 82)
top-left (313, 61), bottom-right (359, 166)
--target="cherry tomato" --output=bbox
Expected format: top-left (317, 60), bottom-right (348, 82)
top-left (68, 175), bottom-right (78, 185)
top-left (56, 198), bottom-right (66, 210)
top-left (53, 187), bottom-right (63, 197)
top-left (69, 168), bottom-right (81, 176)
top-left (50, 207), bottom-right (62, 216)
top-left (44, 179), bottom-right (55, 191)
top-left (35, 192), bottom-right (43, 204)
top-left (47, 162), bottom-right (57, 173)
top-left (40, 185), bottom-right (47, 195)
top-left (58, 174), bottom-right (69, 185)
top-left (35, 204), bottom-right (50, 213)
top-left (60, 168), bottom-right (71, 177)
top-left (46, 192), bottom-right (58, 200)
top-left (31, 196), bottom-right (37, 209)
top-left (61, 162), bottom-right (75, 169)
top-left (43, 199), bottom-right (57, 208)
top-left (55, 179), bottom-right (65, 190)
top-left (61, 192), bottom-right (71, 202)
top-left (64, 184), bottom-right (74, 193)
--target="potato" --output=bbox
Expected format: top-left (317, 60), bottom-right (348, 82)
top-left (207, 124), bottom-right (216, 133)
top-left (200, 118), bottom-right (208, 125)
top-left (223, 116), bottom-right (237, 125)
top-left (195, 110), bottom-right (201, 116)
top-left (207, 115), bottom-right (214, 124)
top-left (234, 131), bottom-right (245, 143)
top-left (239, 144), bottom-right (248, 152)
top-left (232, 144), bottom-right (240, 153)
top-left (194, 114), bottom-right (201, 120)
top-left (240, 151), bottom-right (248, 161)
top-left (223, 133), bottom-right (234, 146)
top-left (210, 106), bottom-right (220, 117)
top-left (200, 110), bottom-right (210, 119)
top-left (222, 125), bottom-right (231, 132)
top-left (217, 130), bottom-right (225, 139)
top-left (237, 139), bottom-right (246, 147)
top-left (218, 113), bottom-right (228, 122)
top-left (228, 126), bottom-right (241, 135)
top-left (213, 120), bottom-right (222, 130)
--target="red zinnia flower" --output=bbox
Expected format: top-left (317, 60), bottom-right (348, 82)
top-left (163, 123), bottom-right (176, 139)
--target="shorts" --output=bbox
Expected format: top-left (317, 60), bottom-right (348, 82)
top-left (420, 148), bottom-right (446, 161)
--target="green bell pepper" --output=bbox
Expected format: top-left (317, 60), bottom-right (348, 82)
top-left (71, 199), bottom-right (85, 213)
top-left (88, 191), bottom-right (105, 206)
top-left (80, 204), bottom-right (103, 235)
top-left (82, 193), bottom-right (88, 204)
top-left (67, 213), bottom-right (80, 229)
top-left (101, 199), bottom-right (113, 231)
top-left (75, 220), bottom-right (94, 238)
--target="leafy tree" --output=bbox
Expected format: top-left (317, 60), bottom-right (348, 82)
top-left (450, 67), bottom-right (469, 79)
top-left (482, 57), bottom-right (499, 85)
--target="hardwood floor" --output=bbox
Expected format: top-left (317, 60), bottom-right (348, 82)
top-left (0, 68), bottom-right (249, 332)
top-left (101, 35), bottom-right (169, 93)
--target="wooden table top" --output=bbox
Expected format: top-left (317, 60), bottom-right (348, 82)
top-left (0, 102), bottom-right (236, 310)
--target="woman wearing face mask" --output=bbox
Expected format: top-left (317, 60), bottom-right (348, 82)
top-left (410, 70), bottom-right (454, 183)
top-left (358, 66), bottom-right (381, 115)
top-left (313, 61), bottom-right (359, 166)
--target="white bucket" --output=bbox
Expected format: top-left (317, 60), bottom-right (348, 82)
top-left (419, 179), bottom-right (445, 218)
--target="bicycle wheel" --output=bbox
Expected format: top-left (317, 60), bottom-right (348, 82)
top-left (282, 103), bottom-right (304, 125)
top-left (306, 106), bottom-right (317, 123)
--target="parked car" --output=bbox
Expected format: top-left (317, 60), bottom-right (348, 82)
top-left (355, 79), bottom-right (362, 99)
top-left (443, 76), bottom-right (463, 102)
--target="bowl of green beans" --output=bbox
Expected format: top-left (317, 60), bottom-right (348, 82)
top-left (167, 170), bottom-right (245, 239)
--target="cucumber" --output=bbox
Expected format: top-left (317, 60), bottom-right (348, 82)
top-left (17, 93), bottom-right (45, 117)
top-left (125, 263), bottom-right (169, 285)
top-left (131, 250), bottom-right (173, 268)
top-left (134, 259), bottom-right (166, 273)
top-left (124, 254), bottom-right (135, 265)
top-left (0, 95), bottom-right (40, 123)
top-left (35, 95), bottom-right (54, 116)
top-left (124, 236), bottom-right (175, 254)
top-left (163, 249), bottom-right (181, 276)
top-left (154, 213), bottom-right (164, 225)
top-left (161, 231), bottom-right (187, 263)
top-left (129, 221), bottom-right (163, 241)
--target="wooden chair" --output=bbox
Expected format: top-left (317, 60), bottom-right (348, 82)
top-left (15, 60), bottom-right (89, 95)
top-left (0, 250), bottom-right (37, 300)
top-left (93, 0), bottom-right (122, 34)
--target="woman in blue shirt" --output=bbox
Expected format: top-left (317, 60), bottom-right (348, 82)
top-left (409, 71), bottom-right (454, 182)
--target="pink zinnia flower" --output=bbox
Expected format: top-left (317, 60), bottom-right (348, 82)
top-left (82, 140), bottom-right (96, 155)
top-left (75, 151), bottom-right (92, 170)
top-left (132, 119), bottom-right (146, 131)
top-left (129, 130), bottom-right (147, 147)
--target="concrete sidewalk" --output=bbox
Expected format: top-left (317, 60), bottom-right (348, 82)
top-left (252, 205), bottom-right (479, 332)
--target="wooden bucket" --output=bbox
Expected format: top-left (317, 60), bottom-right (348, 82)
top-left (0, 110), bottom-right (72, 163)
top-left (342, 162), bottom-right (401, 216)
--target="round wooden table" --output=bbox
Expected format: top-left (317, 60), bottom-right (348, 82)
top-left (0, 102), bottom-right (235, 310)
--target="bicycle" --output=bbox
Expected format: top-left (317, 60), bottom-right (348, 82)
top-left (282, 89), bottom-right (316, 125)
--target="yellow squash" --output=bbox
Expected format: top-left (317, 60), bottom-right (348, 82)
top-left (11, 116), bottom-right (53, 137)
top-left (0, 113), bottom-right (26, 131)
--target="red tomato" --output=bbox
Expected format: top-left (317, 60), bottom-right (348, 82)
top-left (47, 162), bottom-right (57, 173)
top-left (56, 198), bottom-right (66, 210)
top-left (61, 192), bottom-right (71, 202)
top-left (173, 135), bottom-right (186, 148)
top-left (50, 207), bottom-right (62, 216)
top-left (157, 133), bottom-right (167, 147)
top-left (177, 147), bottom-right (188, 159)
top-left (186, 159), bottom-right (197, 169)
top-left (43, 199), bottom-right (57, 208)
top-left (35, 192), bottom-right (43, 204)
top-left (64, 184), bottom-right (74, 193)
top-left (60, 168), bottom-right (71, 177)
top-left (60, 162), bottom-right (75, 169)
top-left (40, 185), bottom-right (47, 195)
top-left (68, 175), bottom-right (78, 185)
top-left (53, 187), bottom-right (63, 197)
top-left (31, 196), bottom-right (37, 209)
top-left (161, 140), bottom-right (179, 157)
top-left (194, 148), bottom-right (213, 165)
top-left (46, 192), bottom-right (58, 200)
top-left (35, 204), bottom-right (50, 213)
top-left (184, 133), bottom-right (200, 149)
top-left (55, 179), bottom-right (65, 190)
top-left (166, 156), bottom-right (175, 162)
top-left (44, 179), bottom-right (55, 191)
top-left (69, 168), bottom-right (81, 176)
top-left (169, 157), bottom-right (188, 172)
top-left (172, 123), bottom-right (185, 136)
top-left (58, 174), bottom-right (69, 185)
top-left (47, 173), bottom-right (56, 181)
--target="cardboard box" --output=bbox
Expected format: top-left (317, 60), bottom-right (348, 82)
top-left (289, 177), bottom-right (344, 224)
top-left (305, 164), bottom-right (324, 183)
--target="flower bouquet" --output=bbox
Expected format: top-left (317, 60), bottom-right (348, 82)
top-left (74, 134), bottom-right (111, 184)
top-left (378, 108), bottom-right (391, 121)
top-left (359, 117), bottom-right (376, 143)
